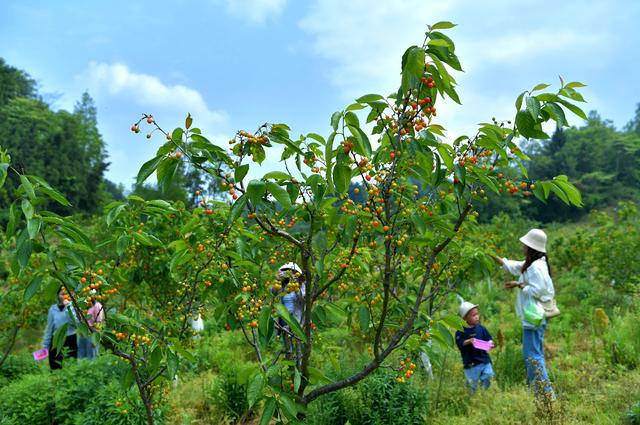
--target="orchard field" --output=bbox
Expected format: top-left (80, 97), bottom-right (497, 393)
top-left (1, 22), bottom-right (640, 425)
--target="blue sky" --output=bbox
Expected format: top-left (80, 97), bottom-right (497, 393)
top-left (1, 0), bottom-right (639, 187)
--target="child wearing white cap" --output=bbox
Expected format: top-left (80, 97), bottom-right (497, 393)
top-left (455, 301), bottom-right (494, 393)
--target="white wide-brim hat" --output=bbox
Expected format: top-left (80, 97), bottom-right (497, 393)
top-left (279, 262), bottom-right (302, 274)
top-left (519, 228), bottom-right (547, 253)
top-left (459, 301), bottom-right (479, 319)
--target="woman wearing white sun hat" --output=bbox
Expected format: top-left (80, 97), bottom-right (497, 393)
top-left (492, 228), bottom-right (555, 397)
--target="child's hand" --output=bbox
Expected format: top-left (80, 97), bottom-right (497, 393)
top-left (504, 281), bottom-right (520, 289)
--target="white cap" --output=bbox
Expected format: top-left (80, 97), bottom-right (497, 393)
top-left (278, 262), bottom-right (302, 274)
top-left (519, 229), bottom-right (547, 253)
top-left (459, 301), bottom-right (478, 319)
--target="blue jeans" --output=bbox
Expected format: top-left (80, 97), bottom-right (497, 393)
top-left (522, 323), bottom-right (554, 396)
top-left (464, 363), bottom-right (493, 393)
top-left (77, 335), bottom-right (98, 359)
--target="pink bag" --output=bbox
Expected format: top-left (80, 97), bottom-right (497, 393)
top-left (471, 339), bottom-right (494, 351)
top-left (33, 348), bottom-right (49, 361)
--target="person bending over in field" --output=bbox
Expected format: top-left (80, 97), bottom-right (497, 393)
top-left (271, 262), bottom-right (306, 365)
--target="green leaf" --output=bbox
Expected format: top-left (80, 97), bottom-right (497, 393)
top-left (250, 143), bottom-right (266, 164)
top-left (260, 398), bottom-right (277, 425)
top-left (515, 110), bottom-right (547, 139)
top-left (559, 87), bottom-right (586, 102)
top-left (275, 304), bottom-right (306, 342)
top-left (0, 162), bottom-right (8, 189)
top-left (171, 127), bottom-right (184, 142)
top-left (157, 157), bottom-right (180, 192)
top-left (263, 171), bottom-right (290, 181)
top-left (136, 155), bottom-right (164, 186)
top-left (428, 39), bottom-right (451, 48)
top-left (549, 182), bottom-right (570, 204)
top-left (20, 175), bottom-right (35, 199)
top-left (228, 194), bottom-right (247, 224)
top-left (27, 217), bottom-right (42, 239)
top-left (330, 111), bottom-right (342, 131)
top-left (531, 83), bottom-right (550, 92)
top-left (473, 170), bottom-right (500, 194)
top-left (565, 81), bottom-right (587, 89)
top-left (258, 307), bottom-right (274, 350)
top-left (439, 314), bottom-right (466, 332)
top-left (21, 199), bottom-right (34, 220)
top-left (52, 323), bottom-right (69, 352)
top-left (132, 231), bottom-right (163, 247)
top-left (246, 180), bottom-right (267, 204)
top-left (355, 94), bottom-right (384, 103)
top-left (185, 113), bottom-right (192, 129)
top-left (6, 201), bottom-right (18, 238)
top-left (16, 231), bottom-right (32, 268)
top-left (358, 306), bottom-right (370, 331)
top-left (333, 164), bottom-right (351, 194)
top-left (325, 132), bottom-right (336, 191)
top-left (116, 234), bottom-right (130, 256)
top-left (401, 46), bottom-right (426, 92)
top-left (436, 144), bottom-right (453, 169)
top-left (24, 275), bottom-right (43, 302)
top-left (430, 21), bottom-right (457, 30)
top-left (279, 394), bottom-right (300, 419)
top-left (346, 102), bottom-right (366, 111)
top-left (38, 186), bottom-right (70, 206)
top-left (266, 182), bottom-right (292, 208)
top-left (247, 373), bottom-right (264, 408)
top-left (294, 367), bottom-right (302, 392)
top-left (525, 96), bottom-right (540, 119)
top-left (552, 176), bottom-right (582, 206)
top-left (542, 103), bottom-right (568, 127)
top-left (557, 99), bottom-right (588, 121)
top-left (515, 91), bottom-right (526, 111)
top-left (235, 164), bottom-right (249, 183)
top-left (347, 125), bottom-right (372, 157)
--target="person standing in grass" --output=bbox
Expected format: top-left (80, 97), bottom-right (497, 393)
top-left (42, 287), bottom-right (78, 369)
top-left (491, 228), bottom-right (555, 397)
top-left (455, 301), bottom-right (494, 393)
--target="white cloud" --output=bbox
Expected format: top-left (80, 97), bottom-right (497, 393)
top-left (298, 1), bottom-right (599, 143)
top-left (217, 0), bottom-right (286, 24)
top-left (464, 30), bottom-right (606, 64)
top-left (298, 0), bottom-right (459, 100)
top-left (85, 62), bottom-right (227, 128)
top-left (78, 62), bottom-right (231, 186)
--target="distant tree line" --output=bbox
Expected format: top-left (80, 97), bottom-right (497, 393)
top-left (0, 58), bottom-right (223, 216)
top-left (476, 107), bottom-right (640, 222)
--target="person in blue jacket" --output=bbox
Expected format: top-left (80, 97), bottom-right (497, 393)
top-left (42, 287), bottom-right (78, 369)
top-left (455, 301), bottom-right (494, 393)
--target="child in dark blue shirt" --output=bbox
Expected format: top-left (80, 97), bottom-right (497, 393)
top-left (455, 301), bottom-right (494, 392)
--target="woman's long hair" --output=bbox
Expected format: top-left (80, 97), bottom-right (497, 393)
top-left (522, 246), bottom-right (552, 277)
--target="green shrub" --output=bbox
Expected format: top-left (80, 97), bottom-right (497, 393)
top-left (493, 338), bottom-right (526, 389)
top-left (0, 353), bottom-right (41, 383)
top-left (0, 373), bottom-right (54, 425)
top-left (74, 381), bottom-right (149, 425)
top-left (625, 401), bottom-right (640, 425)
top-left (607, 310), bottom-right (640, 369)
top-left (307, 369), bottom-right (427, 425)
top-left (0, 355), bottom-right (157, 425)
top-left (52, 356), bottom-right (127, 424)
top-left (209, 365), bottom-right (253, 422)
